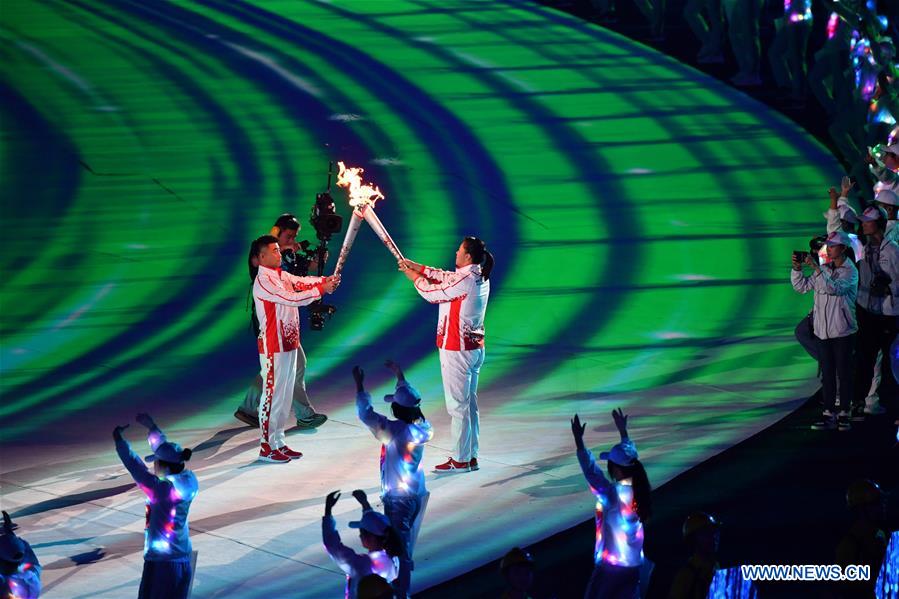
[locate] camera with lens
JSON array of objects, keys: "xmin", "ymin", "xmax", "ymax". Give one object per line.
[
  {"xmin": 305, "ymin": 166, "xmax": 344, "ymax": 331},
  {"xmin": 808, "ymin": 235, "xmax": 827, "ymax": 253},
  {"xmin": 793, "ymin": 235, "xmax": 827, "ymax": 265},
  {"xmin": 310, "ymin": 191, "xmax": 343, "ymax": 242}
]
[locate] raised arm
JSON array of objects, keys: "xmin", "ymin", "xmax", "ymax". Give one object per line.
[
  {"xmin": 136, "ymin": 413, "xmax": 167, "ymax": 452},
  {"xmin": 571, "ymin": 415, "xmax": 612, "ymax": 494},
  {"xmin": 354, "ymin": 366, "xmax": 392, "ymax": 443},
  {"xmin": 612, "ymin": 408, "xmax": 629, "ymax": 442},
  {"xmin": 321, "ymin": 491, "xmax": 365, "ymax": 575},
  {"xmin": 399, "ymin": 259, "xmax": 454, "ymax": 283},
  {"xmin": 284, "ymin": 271, "xmax": 332, "ymax": 289},
  {"xmin": 411, "ymin": 270, "xmax": 472, "ymax": 304},
  {"xmin": 255, "ymin": 270, "xmax": 325, "ymax": 307},
  {"xmin": 113, "ymin": 425, "xmax": 165, "ymax": 494},
  {"xmin": 791, "ymin": 255, "xmax": 814, "ymax": 294}
]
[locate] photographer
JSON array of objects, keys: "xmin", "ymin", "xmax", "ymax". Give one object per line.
[
  {"xmin": 235, "ymin": 214, "xmax": 330, "ymax": 431},
  {"xmin": 791, "ymin": 231, "xmax": 859, "ymax": 431},
  {"xmin": 795, "ymin": 181, "xmax": 863, "ymax": 366},
  {"xmin": 855, "ymin": 205, "xmax": 899, "ymax": 416}
]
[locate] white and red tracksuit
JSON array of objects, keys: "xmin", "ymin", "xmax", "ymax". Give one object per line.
[
  {"xmin": 253, "ymin": 266, "xmax": 325, "ymax": 449},
  {"xmin": 413, "ymin": 263, "xmax": 489, "ymax": 463}
]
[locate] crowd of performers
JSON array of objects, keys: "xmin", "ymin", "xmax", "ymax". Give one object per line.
[
  {"xmin": 0, "ymin": 211, "xmax": 662, "ymax": 598},
  {"xmin": 3, "ymin": 200, "xmax": 896, "ymax": 597}
]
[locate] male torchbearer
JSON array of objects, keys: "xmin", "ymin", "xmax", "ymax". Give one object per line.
[{"xmin": 250, "ymin": 234, "xmax": 340, "ymax": 463}]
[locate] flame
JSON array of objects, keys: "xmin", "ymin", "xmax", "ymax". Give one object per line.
[{"xmin": 336, "ymin": 161, "xmax": 384, "ymax": 209}]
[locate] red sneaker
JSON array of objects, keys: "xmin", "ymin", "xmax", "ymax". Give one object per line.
[
  {"xmin": 434, "ymin": 458, "xmax": 470, "ymax": 473},
  {"xmin": 469, "ymin": 457, "xmax": 479, "ymax": 471},
  {"xmin": 279, "ymin": 446, "xmax": 303, "ymax": 459},
  {"xmin": 259, "ymin": 443, "xmax": 290, "ymax": 463}
]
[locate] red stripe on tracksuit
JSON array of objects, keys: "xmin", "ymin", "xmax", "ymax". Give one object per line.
[
  {"xmin": 445, "ymin": 298, "xmax": 462, "ymax": 350},
  {"xmin": 262, "ymin": 354, "xmax": 274, "ymax": 444},
  {"xmin": 264, "ymin": 300, "xmax": 280, "ymax": 353}
]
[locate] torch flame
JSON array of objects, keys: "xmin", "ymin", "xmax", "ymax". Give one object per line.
[{"xmin": 337, "ymin": 161, "xmax": 384, "ymax": 210}]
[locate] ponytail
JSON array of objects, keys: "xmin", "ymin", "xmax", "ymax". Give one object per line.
[
  {"xmin": 462, "ymin": 236, "xmax": 494, "ymax": 281},
  {"xmin": 481, "ymin": 250, "xmax": 494, "ymax": 281}
]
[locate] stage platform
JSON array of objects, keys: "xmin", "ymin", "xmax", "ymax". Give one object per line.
[{"xmin": 1, "ymin": 0, "xmax": 838, "ymax": 596}]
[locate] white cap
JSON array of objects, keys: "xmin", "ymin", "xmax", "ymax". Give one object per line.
[
  {"xmin": 824, "ymin": 231, "xmax": 851, "ymax": 246},
  {"xmin": 875, "ymin": 189, "xmax": 899, "ymax": 206},
  {"xmin": 839, "ymin": 204, "xmax": 860, "ymax": 224},
  {"xmin": 860, "ymin": 205, "xmax": 889, "ymax": 222}
]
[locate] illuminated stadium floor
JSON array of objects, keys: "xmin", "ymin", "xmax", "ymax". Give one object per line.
[{"xmin": 0, "ymin": 0, "xmax": 840, "ymax": 596}]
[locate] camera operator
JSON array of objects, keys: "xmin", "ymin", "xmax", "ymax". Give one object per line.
[
  {"xmin": 792, "ymin": 231, "xmax": 858, "ymax": 431},
  {"xmin": 235, "ymin": 214, "xmax": 330, "ymax": 431},
  {"xmin": 854, "ymin": 205, "xmax": 899, "ymax": 416}
]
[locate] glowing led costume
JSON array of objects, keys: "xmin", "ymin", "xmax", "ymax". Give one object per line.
[
  {"xmin": 577, "ymin": 444, "xmax": 645, "ymax": 569},
  {"xmin": 356, "ymin": 385, "xmax": 433, "ymax": 498},
  {"xmin": 0, "ymin": 541, "xmax": 40, "ymax": 599},
  {"xmin": 322, "ymin": 512, "xmax": 399, "ymax": 599},
  {"xmin": 413, "ymin": 263, "xmax": 489, "ymax": 464},
  {"xmin": 115, "ymin": 428, "xmax": 198, "ymax": 562},
  {"xmin": 357, "ymin": 383, "xmax": 433, "ymax": 596},
  {"xmin": 876, "ymin": 530, "xmax": 899, "ymax": 597}
]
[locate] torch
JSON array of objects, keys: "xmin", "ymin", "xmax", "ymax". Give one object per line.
[
  {"xmin": 333, "ymin": 162, "xmax": 404, "ymax": 275},
  {"xmin": 362, "ymin": 207, "xmax": 405, "ymax": 262}
]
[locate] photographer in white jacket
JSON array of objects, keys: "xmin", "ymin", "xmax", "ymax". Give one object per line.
[{"xmin": 792, "ymin": 231, "xmax": 859, "ymax": 431}]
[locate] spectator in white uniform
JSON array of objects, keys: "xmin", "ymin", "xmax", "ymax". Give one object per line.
[
  {"xmin": 855, "ymin": 206, "xmax": 899, "ymax": 416},
  {"xmin": 792, "ymin": 231, "xmax": 859, "ymax": 430}
]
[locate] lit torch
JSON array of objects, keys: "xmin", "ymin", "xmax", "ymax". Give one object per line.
[{"xmin": 333, "ymin": 162, "xmax": 404, "ymax": 277}]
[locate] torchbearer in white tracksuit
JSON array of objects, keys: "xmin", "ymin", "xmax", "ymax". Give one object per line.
[
  {"xmin": 250, "ymin": 234, "xmax": 339, "ymax": 463},
  {"xmin": 399, "ymin": 236, "xmax": 494, "ymax": 473}
]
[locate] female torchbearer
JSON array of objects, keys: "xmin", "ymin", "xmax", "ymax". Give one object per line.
[{"xmin": 399, "ymin": 237, "xmax": 494, "ymax": 472}]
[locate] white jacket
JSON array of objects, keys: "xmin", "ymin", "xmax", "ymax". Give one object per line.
[
  {"xmin": 791, "ymin": 261, "xmax": 858, "ymax": 339},
  {"xmin": 413, "ymin": 263, "xmax": 489, "ymax": 351},
  {"xmin": 857, "ymin": 236, "xmax": 899, "ymax": 316},
  {"xmin": 253, "ymin": 266, "xmax": 324, "ymax": 354},
  {"xmin": 887, "ymin": 221, "xmax": 899, "ymax": 245}
]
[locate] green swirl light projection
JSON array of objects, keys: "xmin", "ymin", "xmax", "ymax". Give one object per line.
[{"xmin": 1, "ymin": 0, "xmax": 839, "ymax": 595}]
